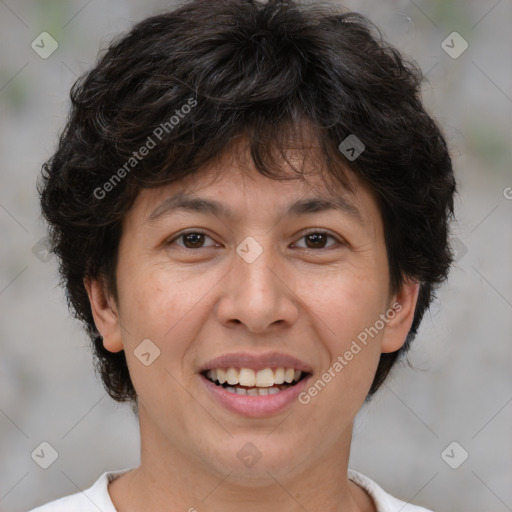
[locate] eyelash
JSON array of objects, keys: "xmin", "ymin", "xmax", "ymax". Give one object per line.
[{"xmin": 167, "ymin": 228, "xmax": 342, "ymax": 251}]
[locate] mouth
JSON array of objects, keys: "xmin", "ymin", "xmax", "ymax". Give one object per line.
[
  {"xmin": 201, "ymin": 367, "xmax": 309, "ymax": 396},
  {"xmin": 198, "ymin": 352, "xmax": 313, "ymax": 416}
]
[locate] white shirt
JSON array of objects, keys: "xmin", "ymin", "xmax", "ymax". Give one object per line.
[{"xmin": 28, "ymin": 467, "xmax": 434, "ymax": 512}]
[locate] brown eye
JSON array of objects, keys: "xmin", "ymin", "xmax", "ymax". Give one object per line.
[
  {"xmin": 168, "ymin": 230, "xmax": 217, "ymax": 249},
  {"xmin": 305, "ymin": 233, "xmax": 329, "ymax": 249},
  {"xmin": 181, "ymin": 232, "xmax": 206, "ymax": 248},
  {"xmin": 294, "ymin": 230, "xmax": 339, "ymax": 250}
]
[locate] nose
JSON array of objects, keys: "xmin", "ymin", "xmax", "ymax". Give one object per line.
[{"xmin": 215, "ymin": 243, "xmax": 300, "ymax": 333}]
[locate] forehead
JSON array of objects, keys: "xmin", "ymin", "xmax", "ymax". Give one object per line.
[{"xmin": 127, "ymin": 138, "xmax": 380, "ymax": 230}]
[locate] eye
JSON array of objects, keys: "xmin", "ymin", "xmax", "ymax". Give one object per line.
[
  {"xmin": 167, "ymin": 230, "xmax": 218, "ymax": 249},
  {"xmin": 166, "ymin": 228, "xmax": 342, "ymax": 251},
  {"xmin": 293, "ymin": 229, "xmax": 341, "ymax": 250}
]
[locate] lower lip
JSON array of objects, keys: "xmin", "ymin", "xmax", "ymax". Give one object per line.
[{"xmin": 200, "ymin": 374, "xmax": 312, "ymax": 418}]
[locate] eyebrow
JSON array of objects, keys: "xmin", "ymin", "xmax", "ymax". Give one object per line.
[{"xmin": 146, "ymin": 191, "xmax": 363, "ymax": 224}]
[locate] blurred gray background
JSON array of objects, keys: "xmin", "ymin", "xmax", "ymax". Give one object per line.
[{"xmin": 1, "ymin": 1, "xmax": 511, "ymax": 511}]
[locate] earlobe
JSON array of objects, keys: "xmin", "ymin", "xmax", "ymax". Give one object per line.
[
  {"xmin": 380, "ymin": 279, "xmax": 421, "ymax": 354},
  {"xmin": 83, "ymin": 276, "xmax": 124, "ymax": 353}
]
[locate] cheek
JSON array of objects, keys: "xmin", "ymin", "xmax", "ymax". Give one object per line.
[
  {"xmin": 114, "ymin": 258, "xmax": 177, "ymax": 342},
  {"xmin": 298, "ymin": 262, "xmax": 389, "ymax": 408},
  {"xmin": 299, "ymin": 263, "xmax": 388, "ymax": 340},
  {"xmin": 297, "ymin": 270, "xmax": 387, "ymax": 429},
  {"xmin": 117, "ymin": 269, "xmax": 202, "ymax": 405},
  {"xmin": 117, "ymin": 262, "xmax": 223, "ymax": 361}
]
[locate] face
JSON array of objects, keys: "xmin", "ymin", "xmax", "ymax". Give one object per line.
[{"xmin": 87, "ymin": 140, "xmax": 419, "ymax": 485}]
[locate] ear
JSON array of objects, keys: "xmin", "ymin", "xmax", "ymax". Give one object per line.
[
  {"xmin": 84, "ymin": 276, "xmax": 124, "ymax": 353},
  {"xmin": 380, "ymin": 279, "xmax": 421, "ymax": 354}
]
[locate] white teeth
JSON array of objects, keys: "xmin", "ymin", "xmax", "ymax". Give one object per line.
[
  {"xmin": 225, "ymin": 385, "xmax": 283, "ymax": 396},
  {"xmin": 239, "ymin": 368, "xmax": 255, "ymax": 387},
  {"xmin": 255, "ymin": 368, "xmax": 275, "ymax": 387},
  {"xmin": 226, "ymin": 367, "xmax": 238, "ymax": 385},
  {"xmin": 284, "ymin": 368, "xmax": 295, "ymax": 383},
  {"xmin": 205, "ymin": 367, "xmax": 304, "ymax": 387},
  {"xmin": 217, "ymin": 368, "xmax": 227, "ymax": 384},
  {"xmin": 274, "ymin": 367, "xmax": 285, "ymax": 384}
]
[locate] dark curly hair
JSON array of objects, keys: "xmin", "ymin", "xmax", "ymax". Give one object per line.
[{"xmin": 39, "ymin": 0, "xmax": 456, "ymax": 403}]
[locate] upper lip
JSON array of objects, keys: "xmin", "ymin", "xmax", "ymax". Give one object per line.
[{"xmin": 199, "ymin": 351, "xmax": 313, "ymax": 373}]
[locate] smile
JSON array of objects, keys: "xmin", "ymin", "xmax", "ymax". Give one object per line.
[{"xmin": 202, "ymin": 367, "xmax": 308, "ymax": 396}]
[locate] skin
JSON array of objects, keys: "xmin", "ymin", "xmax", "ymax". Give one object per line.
[{"xmin": 86, "ymin": 138, "xmax": 419, "ymax": 512}]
